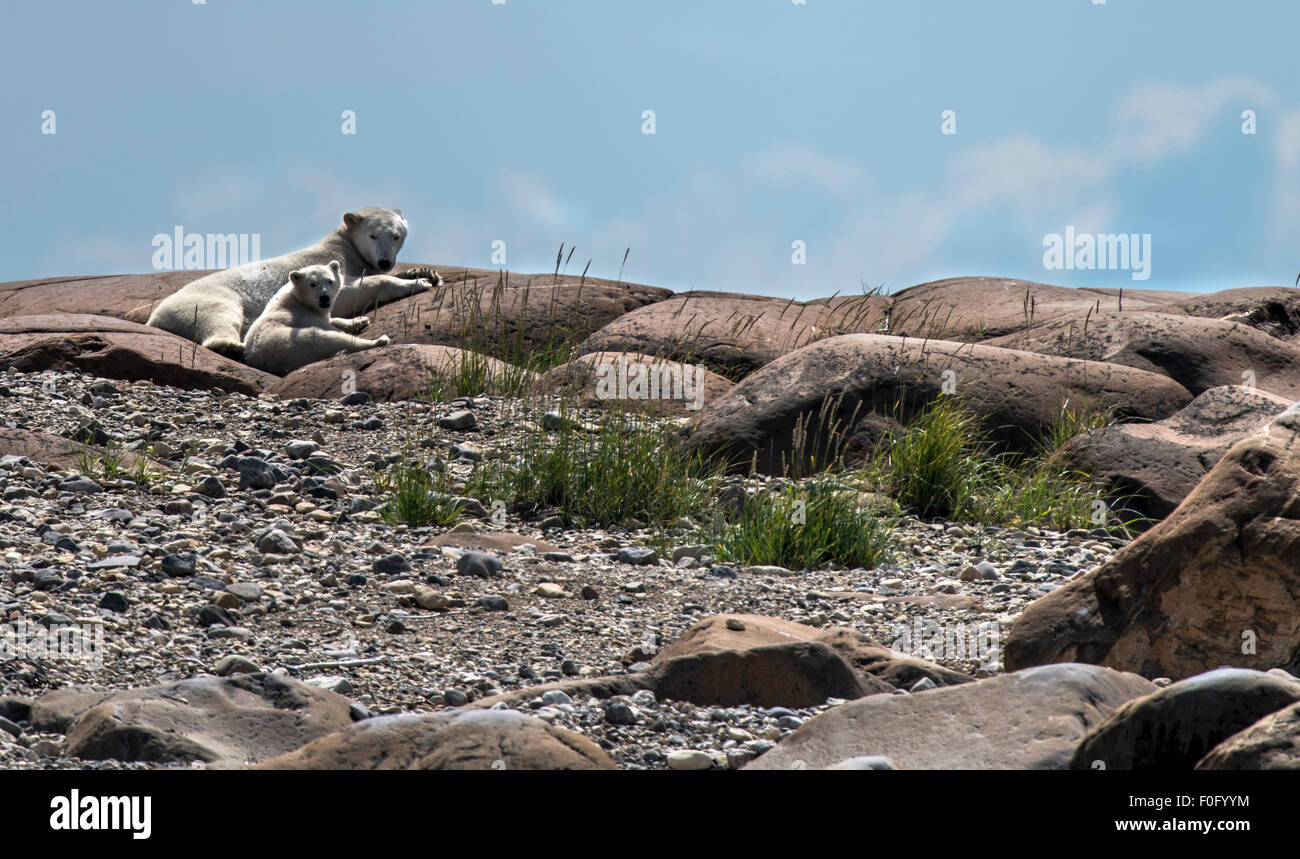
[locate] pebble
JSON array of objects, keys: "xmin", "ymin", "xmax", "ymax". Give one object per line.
[
  {"xmin": 213, "ymin": 655, "xmax": 260, "ymax": 676},
  {"xmin": 666, "ymin": 750, "xmax": 715, "ymax": 771},
  {"xmin": 438, "ymin": 410, "xmax": 477, "ymax": 431},
  {"xmin": 458, "ymin": 551, "xmax": 503, "ymax": 578},
  {"xmin": 616, "ymin": 547, "xmax": 658, "ymax": 566}
]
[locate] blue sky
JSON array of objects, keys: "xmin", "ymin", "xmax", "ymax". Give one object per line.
[{"xmin": 2, "ymin": 0, "xmax": 1298, "ymax": 298}]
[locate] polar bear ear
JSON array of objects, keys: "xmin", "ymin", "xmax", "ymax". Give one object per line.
[
  {"xmin": 393, "ymin": 209, "xmax": 403, "ymax": 217},
  {"xmin": 289, "ymin": 270, "xmax": 305, "ymax": 286},
  {"xmin": 343, "ymin": 212, "xmax": 361, "ymax": 228},
  {"xmin": 329, "ymin": 260, "xmax": 341, "ymax": 279}
]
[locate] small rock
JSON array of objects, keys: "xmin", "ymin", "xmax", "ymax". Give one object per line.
[
  {"xmin": 160, "ymin": 553, "xmax": 197, "ymax": 577},
  {"xmin": 98, "ymin": 592, "xmax": 128, "ymax": 613},
  {"xmin": 458, "ymin": 551, "xmax": 503, "ymax": 578},
  {"xmin": 256, "ymin": 528, "xmax": 298, "ymax": 555},
  {"xmin": 213, "ymin": 655, "xmax": 260, "ymax": 676},
  {"xmin": 438, "ymin": 410, "xmax": 477, "ymax": 431},
  {"xmin": 616, "ymin": 547, "xmax": 658, "ymax": 566},
  {"xmin": 373, "ymin": 553, "xmax": 411, "ymax": 574},
  {"xmin": 667, "ymin": 750, "xmax": 715, "ymax": 771}
]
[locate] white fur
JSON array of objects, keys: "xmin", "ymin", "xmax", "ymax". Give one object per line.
[
  {"xmin": 243, "ymin": 260, "xmax": 391, "ymax": 376},
  {"xmin": 146, "ymin": 207, "xmax": 439, "ymax": 359}
]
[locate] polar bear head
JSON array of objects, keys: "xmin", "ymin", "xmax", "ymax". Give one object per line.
[
  {"xmin": 342, "ymin": 207, "xmax": 409, "ymax": 273},
  {"xmin": 289, "ymin": 260, "xmax": 343, "ymax": 311}
]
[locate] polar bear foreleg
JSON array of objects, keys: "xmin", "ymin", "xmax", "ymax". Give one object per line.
[
  {"xmin": 330, "ymin": 316, "xmax": 371, "ymax": 335},
  {"xmin": 335, "ymin": 274, "xmax": 439, "ymax": 316}
]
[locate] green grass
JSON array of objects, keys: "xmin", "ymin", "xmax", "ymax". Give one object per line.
[
  {"xmin": 75, "ymin": 441, "xmax": 164, "ymax": 487},
  {"xmin": 426, "ymin": 349, "xmax": 538, "ymax": 402},
  {"xmin": 706, "ymin": 476, "xmax": 896, "ymax": 570},
  {"xmin": 872, "ymin": 395, "xmax": 981, "ymax": 519},
  {"xmin": 374, "ymin": 449, "xmax": 470, "ymax": 527},
  {"xmin": 866, "ymin": 396, "xmax": 1120, "ymax": 531},
  {"xmin": 465, "ymin": 402, "xmax": 720, "ymax": 529}
]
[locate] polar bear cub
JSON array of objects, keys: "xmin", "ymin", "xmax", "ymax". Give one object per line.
[
  {"xmin": 243, "ymin": 260, "xmax": 391, "ymax": 376},
  {"xmin": 146, "ymin": 207, "xmax": 436, "ymax": 360}
]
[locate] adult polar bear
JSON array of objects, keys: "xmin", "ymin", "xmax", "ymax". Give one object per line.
[{"xmin": 146, "ymin": 207, "xmax": 438, "ymax": 359}]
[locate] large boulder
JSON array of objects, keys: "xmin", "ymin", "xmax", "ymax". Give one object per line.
[
  {"xmin": 367, "ymin": 269, "xmax": 671, "ymax": 364},
  {"xmin": 648, "ymin": 641, "xmax": 889, "ymax": 708},
  {"xmin": 1197, "ymin": 697, "xmax": 1300, "ymax": 770},
  {"xmin": 1071, "ymin": 668, "xmax": 1300, "ymax": 769},
  {"xmin": 744, "ymin": 663, "xmax": 1155, "ymax": 770},
  {"xmin": 0, "ymin": 271, "xmax": 212, "ymax": 323},
  {"xmin": 534, "ymin": 351, "xmax": 734, "ymax": 416},
  {"xmin": 579, "ymin": 293, "xmax": 886, "ymax": 380},
  {"xmin": 986, "ymin": 311, "xmax": 1300, "ymax": 398},
  {"xmin": 265, "ymin": 344, "xmax": 533, "ymax": 401},
  {"xmin": 0, "ymin": 315, "xmax": 273, "ymax": 395},
  {"xmin": 60, "ymin": 673, "xmax": 354, "ymax": 766},
  {"xmin": 467, "ymin": 615, "xmax": 967, "ymax": 713},
  {"xmin": 1005, "ymin": 403, "xmax": 1300, "ymax": 680},
  {"xmin": 0, "ymin": 427, "xmax": 137, "ymax": 472},
  {"xmin": 1057, "ymin": 385, "xmax": 1292, "ymax": 519},
  {"xmin": 255, "ymin": 710, "xmax": 616, "ymax": 770},
  {"xmin": 1173, "ymin": 286, "xmax": 1300, "ymax": 341},
  {"xmin": 686, "ymin": 333, "xmax": 1192, "ymax": 472},
  {"xmin": 27, "ymin": 685, "xmax": 118, "ymax": 733},
  {"xmin": 655, "ymin": 615, "xmax": 971, "ymax": 695},
  {"xmin": 885, "ymin": 277, "xmax": 1187, "ymax": 340}
]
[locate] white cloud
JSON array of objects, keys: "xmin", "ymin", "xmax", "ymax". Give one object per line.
[
  {"xmin": 742, "ymin": 145, "xmax": 866, "ymax": 194},
  {"xmin": 1109, "ymin": 77, "xmax": 1276, "ymax": 162},
  {"xmin": 495, "ymin": 169, "xmax": 575, "ymax": 232}
]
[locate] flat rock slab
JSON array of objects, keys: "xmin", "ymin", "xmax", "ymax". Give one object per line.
[
  {"xmin": 687, "ymin": 332, "xmax": 1192, "ymax": 472},
  {"xmin": 368, "ymin": 271, "xmax": 671, "ymax": 362},
  {"xmin": 656, "ymin": 614, "xmax": 971, "ymax": 692},
  {"xmin": 254, "ymin": 710, "xmax": 616, "ymax": 770},
  {"xmin": 647, "ymin": 640, "xmax": 891, "ymax": 708},
  {"xmin": 986, "ymin": 311, "xmax": 1300, "ymax": 398},
  {"xmin": 1071, "ymin": 668, "xmax": 1300, "ymax": 769},
  {"xmin": 0, "ymin": 271, "xmax": 214, "ymax": 322},
  {"xmin": 885, "ymin": 277, "xmax": 1187, "ymax": 340},
  {"xmin": 579, "ymin": 293, "xmax": 887, "ymax": 380},
  {"xmin": 1006, "ymin": 403, "xmax": 1300, "ymax": 680},
  {"xmin": 0, "ymin": 428, "xmax": 135, "ymax": 472},
  {"xmin": 1057, "ymin": 385, "xmax": 1291, "ymax": 519},
  {"xmin": 1173, "ymin": 286, "xmax": 1300, "ymax": 341},
  {"xmin": 266, "ymin": 344, "xmax": 532, "ymax": 401},
  {"xmin": 744, "ymin": 663, "xmax": 1155, "ymax": 770},
  {"xmin": 60, "ymin": 673, "xmax": 354, "ymax": 766},
  {"xmin": 534, "ymin": 351, "xmax": 733, "ymax": 416},
  {"xmin": 0, "ymin": 314, "xmax": 273, "ymax": 395}
]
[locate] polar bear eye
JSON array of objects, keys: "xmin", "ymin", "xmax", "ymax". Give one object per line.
[{"xmin": 369, "ymin": 234, "xmax": 377, "ymax": 240}]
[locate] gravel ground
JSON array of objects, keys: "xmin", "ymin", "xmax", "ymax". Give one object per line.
[{"xmin": 0, "ymin": 368, "xmax": 1129, "ymax": 769}]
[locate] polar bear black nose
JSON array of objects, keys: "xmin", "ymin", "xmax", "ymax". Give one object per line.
[
  {"xmin": 319, "ymin": 296, "xmax": 331, "ymax": 308},
  {"xmin": 377, "ymin": 258, "xmax": 393, "ymax": 271}
]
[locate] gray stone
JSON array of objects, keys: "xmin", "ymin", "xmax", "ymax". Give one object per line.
[
  {"xmin": 256, "ymin": 528, "xmax": 298, "ymax": 555},
  {"xmin": 616, "ymin": 547, "xmax": 658, "ymax": 566},
  {"xmin": 438, "ymin": 410, "xmax": 477, "ymax": 431},
  {"xmin": 457, "ymin": 551, "xmax": 503, "ymax": 578},
  {"xmin": 373, "ymin": 553, "xmax": 411, "ymax": 574}
]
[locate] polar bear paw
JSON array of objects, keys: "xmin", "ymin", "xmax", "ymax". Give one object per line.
[{"xmin": 333, "ymin": 316, "xmax": 370, "ymax": 335}]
